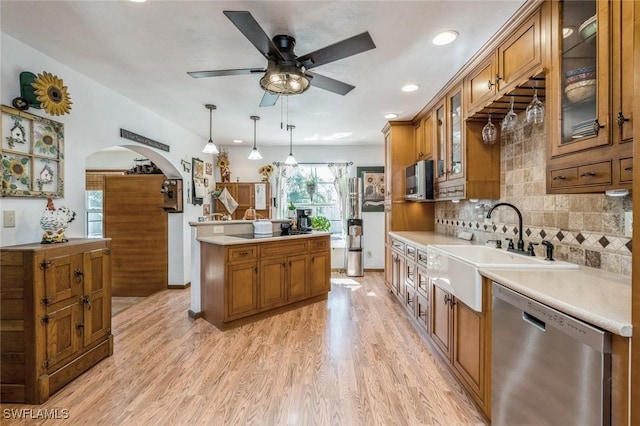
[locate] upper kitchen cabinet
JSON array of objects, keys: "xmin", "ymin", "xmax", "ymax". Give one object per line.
[
  {"xmin": 546, "ymin": 0, "xmax": 634, "ymax": 193},
  {"xmin": 433, "ymin": 86, "xmax": 500, "ymax": 201},
  {"xmin": 414, "ymin": 113, "xmax": 433, "ymax": 162},
  {"xmin": 465, "ymin": 7, "xmax": 544, "ymax": 116}
]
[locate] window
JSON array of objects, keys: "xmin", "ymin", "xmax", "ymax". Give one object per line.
[
  {"xmin": 285, "ymin": 165, "xmax": 342, "ymax": 234},
  {"xmin": 86, "ymin": 190, "xmax": 103, "ymax": 238}
]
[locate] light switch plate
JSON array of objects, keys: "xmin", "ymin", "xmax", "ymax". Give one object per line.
[
  {"xmin": 3, "ymin": 210, "xmax": 16, "ymax": 228},
  {"xmin": 213, "ymin": 225, "xmax": 224, "ymax": 234},
  {"xmin": 624, "ymin": 211, "xmax": 633, "ymax": 237}
]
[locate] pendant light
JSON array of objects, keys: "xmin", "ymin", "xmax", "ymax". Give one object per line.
[
  {"xmin": 247, "ymin": 115, "xmax": 262, "ymax": 160},
  {"xmin": 202, "ymin": 104, "xmax": 219, "ymax": 154},
  {"xmin": 285, "ymin": 124, "xmax": 297, "ymax": 165}
]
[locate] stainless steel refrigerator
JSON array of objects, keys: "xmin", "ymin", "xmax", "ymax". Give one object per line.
[{"xmin": 346, "ymin": 177, "xmax": 363, "ymax": 276}]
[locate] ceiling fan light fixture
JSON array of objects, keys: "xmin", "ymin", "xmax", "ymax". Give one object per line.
[
  {"xmin": 260, "ymin": 65, "xmax": 310, "ymax": 95},
  {"xmin": 248, "ymin": 115, "xmax": 262, "ymax": 160},
  {"xmin": 202, "ymin": 104, "xmax": 219, "ymax": 155}
]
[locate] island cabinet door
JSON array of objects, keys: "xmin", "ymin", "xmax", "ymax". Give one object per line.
[
  {"xmin": 309, "ymin": 252, "xmax": 330, "ymax": 295},
  {"xmin": 226, "ymin": 261, "xmax": 258, "ymax": 320},
  {"xmin": 259, "ymin": 258, "xmax": 286, "ymax": 310},
  {"xmin": 286, "ymin": 254, "xmax": 309, "ymax": 302}
]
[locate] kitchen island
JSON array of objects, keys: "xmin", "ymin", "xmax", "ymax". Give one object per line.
[{"xmin": 198, "ymin": 231, "xmax": 331, "ymax": 330}]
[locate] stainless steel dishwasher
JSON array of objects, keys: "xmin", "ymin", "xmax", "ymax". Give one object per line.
[{"xmin": 492, "ymin": 282, "xmax": 611, "ymax": 426}]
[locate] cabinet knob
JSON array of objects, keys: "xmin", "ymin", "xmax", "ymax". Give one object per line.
[
  {"xmin": 624, "ymin": 166, "xmax": 633, "ymax": 171},
  {"xmin": 76, "ymin": 323, "xmax": 85, "ymax": 330},
  {"xmin": 80, "ymin": 295, "xmax": 92, "ymax": 310},
  {"xmin": 580, "ymin": 171, "xmax": 596, "ymax": 178},
  {"xmin": 617, "ymin": 112, "xmax": 630, "ymax": 128},
  {"xmin": 552, "ymin": 175, "xmax": 566, "ymax": 181},
  {"xmin": 592, "ymin": 119, "xmax": 605, "ymax": 135},
  {"xmin": 487, "ymin": 80, "xmax": 495, "ymax": 90}
]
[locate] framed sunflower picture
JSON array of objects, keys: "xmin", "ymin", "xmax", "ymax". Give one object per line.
[
  {"xmin": 1, "ymin": 105, "xmax": 64, "ymax": 198},
  {"xmin": 357, "ymin": 166, "xmax": 385, "ymax": 212}
]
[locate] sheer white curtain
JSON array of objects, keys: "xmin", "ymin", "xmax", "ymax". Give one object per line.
[
  {"xmin": 273, "ymin": 162, "xmax": 295, "ymax": 218},
  {"xmin": 327, "ymin": 162, "xmax": 351, "ymax": 236}
]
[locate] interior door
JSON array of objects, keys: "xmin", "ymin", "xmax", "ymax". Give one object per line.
[{"xmin": 103, "ymin": 175, "xmax": 168, "ymax": 296}]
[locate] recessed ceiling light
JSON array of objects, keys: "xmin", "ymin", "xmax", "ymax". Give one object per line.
[
  {"xmin": 233, "ymin": 139, "xmax": 243, "ymax": 144},
  {"xmin": 432, "ymin": 30, "xmax": 459, "ymax": 46},
  {"xmin": 402, "ymin": 84, "xmax": 420, "ymax": 92},
  {"xmin": 130, "ymin": 0, "xmax": 146, "ymax": 3},
  {"xmin": 562, "ymin": 27, "xmax": 574, "ymax": 38},
  {"xmin": 385, "ymin": 113, "xmax": 398, "ymax": 119}
]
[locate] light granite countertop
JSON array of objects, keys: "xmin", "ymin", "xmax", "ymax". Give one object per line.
[
  {"xmin": 388, "ymin": 231, "xmax": 632, "ymax": 337},
  {"xmin": 198, "ymin": 231, "xmax": 330, "ymax": 246}
]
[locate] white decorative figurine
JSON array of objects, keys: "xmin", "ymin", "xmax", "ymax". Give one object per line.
[{"xmin": 40, "ymin": 197, "xmax": 76, "ymax": 243}]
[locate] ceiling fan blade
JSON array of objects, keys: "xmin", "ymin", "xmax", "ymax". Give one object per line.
[
  {"xmin": 259, "ymin": 92, "xmax": 279, "ymax": 107},
  {"xmin": 187, "ymin": 68, "xmax": 265, "ymax": 78},
  {"xmin": 223, "ymin": 11, "xmax": 285, "ymax": 62},
  {"xmin": 297, "ymin": 32, "xmax": 375, "ymax": 70},
  {"xmin": 306, "ymin": 72, "xmax": 355, "ymax": 95}
]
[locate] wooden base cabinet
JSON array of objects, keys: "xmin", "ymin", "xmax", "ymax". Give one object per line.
[
  {"xmin": 0, "ymin": 239, "xmax": 113, "ymax": 404},
  {"xmin": 429, "ymin": 279, "xmax": 489, "ymax": 417},
  {"xmin": 200, "ymin": 235, "xmax": 330, "ymax": 330}
]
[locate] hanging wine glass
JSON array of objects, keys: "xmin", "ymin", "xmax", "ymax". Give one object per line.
[
  {"xmin": 482, "ymin": 113, "xmax": 497, "ymax": 145},
  {"xmin": 501, "ymin": 96, "xmax": 518, "ymax": 132},
  {"xmin": 526, "ymin": 88, "xmax": 545, "ymax": 124}
]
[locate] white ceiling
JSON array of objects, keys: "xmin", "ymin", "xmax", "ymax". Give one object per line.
[{"xmin": 1, "ymin": 0, "xmax": 526, "ymax": 148}]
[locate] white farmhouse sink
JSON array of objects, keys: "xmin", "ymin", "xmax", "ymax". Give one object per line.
[{"xmin": 426, "ymin": 245, "xmax": 578, "ymax": 312}]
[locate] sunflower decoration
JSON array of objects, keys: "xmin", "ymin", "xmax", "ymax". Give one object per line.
[
  {"xmin": 32, "ymin": 71, "xmax": 72, "ymax": 116},
  {"xmin": 216, "ymin": 149, "xmax": 231, "ymax": 182},
  {"xmin": 258, "ymin": 164, "xmax": 274, "ymax": 182},
  {"xmin": 2, "ymin": 156, "xmax": 30, "ymax": 190},
  {"xmin": 34, "ymin": 123, "xmax": 59, "ymax": 156}
]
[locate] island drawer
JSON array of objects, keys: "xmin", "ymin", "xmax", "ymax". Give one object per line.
[
  {"xmin": 309, "ymin": 238, "xmax": 329, "ymax": 252},
  {"xmin": 227, "ymin": 245, "xmax": 258, "ymax": 262},
  {"xmin": 260, "ymin": 240, "xmax": 308, "ymax": 257}
]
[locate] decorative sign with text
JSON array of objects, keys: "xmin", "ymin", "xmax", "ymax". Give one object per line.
[{"xmin": 120, "ymin": 128, "xmax": 169, "ymax": 152}]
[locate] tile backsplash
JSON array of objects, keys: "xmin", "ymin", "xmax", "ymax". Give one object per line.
[{"xmin": 435, "ymin": 116, "xmax": 632, "ymax": 277}]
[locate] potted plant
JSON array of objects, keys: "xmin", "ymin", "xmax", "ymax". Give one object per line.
[
  {"xmin": 287, "ymin": 201, "xmax": 296, "ymax": 218},
  {"xmin": 305, "ymin": 174, "xmax": 318, "ymax": 201},
  {"xmin": 310, "ymin": 215, "xmax": 331, "ymax": 232}
]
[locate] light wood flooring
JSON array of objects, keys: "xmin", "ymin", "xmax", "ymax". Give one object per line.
[
  {"xmin": 112, "ymin": 297, "xmax": 146, "ymax": 316},
  {"xmin": 1, "ymin": 272, "xmax": 486, "ymax": 425}
]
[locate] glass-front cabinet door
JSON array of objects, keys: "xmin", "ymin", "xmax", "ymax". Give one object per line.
[
  {"xmin": 448, "ymin": 89, "xmax": 463, "ymax": 180},
  {"xmin": 435, "ymin": 101, "xmax": 446, "ymax": 182},
  {"xmin": 552, "ymin": 0, "xmax": 609, "ymax": 156}
]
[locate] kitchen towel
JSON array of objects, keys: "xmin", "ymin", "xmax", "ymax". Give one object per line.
[{"xmin": 218, "ymin": 187, "xmax": 238, "ymax": 214}]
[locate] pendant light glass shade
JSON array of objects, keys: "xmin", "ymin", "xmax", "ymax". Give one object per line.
[
  {"xmin": 285, "ymin": 124, "xmax": 297, "ymax": 165},
  {"xmin": 202, "ymin": 104, "xmax": 219, "ymax": 154},
  {"xmin": 248, "ymin": 115, "xmax": 262, "ymax": 160}
]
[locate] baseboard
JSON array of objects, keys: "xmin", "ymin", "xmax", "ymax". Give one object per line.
[
  {"xmin": 168, "ymin": 282, "xmax": 191, "ymax": 290},
  {"xmin": 365, "ymin": 268, "xmax": 384, "ymax": 272},
  {"xmin": 188, "ymin": 310, "xmax": 203, "ymax": 319}
]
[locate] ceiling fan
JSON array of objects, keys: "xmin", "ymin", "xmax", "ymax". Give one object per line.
[{"xmin": 187, "ymin": 11, "xmax": 376, "ymax": 107}]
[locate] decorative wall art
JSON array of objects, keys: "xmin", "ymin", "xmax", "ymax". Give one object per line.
[
  {"xmin": 1, "ymin": 105, "xmax": 64, "ymax": 198},
  {"xmin": 357, "ymin": 166, "xmax": 385, "ymax": 212},
  {"xmin": 205, "ymin": 162, "xmax": 213, "ymax": 176},
  {"xmin": 31, "ymin": 71, "xmax": 73, "ymax": 116},
  {"xmin": 192, "ymin": 157, "xmax": 205, "ymax": 205}
]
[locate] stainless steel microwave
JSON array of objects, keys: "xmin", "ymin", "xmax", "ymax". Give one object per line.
[{"xmin": 405, "ymin": 159, "xmax": 434, "ymax": 201}]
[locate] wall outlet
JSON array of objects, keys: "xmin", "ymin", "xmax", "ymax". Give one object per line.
[
  {"xmin": 3, "ymin": 210, "xmax": 16, "ymax": 228},
  {"xmin": 213, "ymin": 225, "xmax": 224, "ymax": 234},
  {"xmin": 624, "ymin": 211, "xmax": 633, "ymax": 237}
]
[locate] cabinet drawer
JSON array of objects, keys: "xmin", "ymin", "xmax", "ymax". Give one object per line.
[
  {"xmin": 390, "ymin": 238, "xmax": 405, "ymax": 253},
  {"xmin": 549, "ymin": 167, "xmax": 578, "ymax": 188},
  {"xmin": 309, "ymin": 237, "xmax": 329, "ymax": 252},
  {"xmin": 417, "ymin": 250, "xmax": 428, "ymax": 268},
  {"xmin": 619, "ymin": 158, "xmax": 633, "ymax": 182},
  {"xmin": 227, "ymin": 245, "xmax": 258, "ymax": 262},
  {"xmin": 577, "ymin": 161, "xmax": 611, "ymax": 185},
  {"xmin": 405, "ymin": 244, "xmax": 416, "ymax": 261},
  {"xmin": 260, "ymin": 240, "xmax": 308, "ymax": 257}
]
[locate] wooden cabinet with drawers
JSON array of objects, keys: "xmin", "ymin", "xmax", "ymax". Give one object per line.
[
  {"xmin": 200, "ymin": 234, "xmax": 330, "ymax": 330},
  {"xmin": 0, "ymin": 239, "xmax": 113, "ymax": 404}
]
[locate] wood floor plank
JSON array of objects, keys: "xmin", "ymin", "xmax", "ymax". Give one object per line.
[{"xmin": 1, "ymin": 272, "xmax": 486, "ymax": 425}]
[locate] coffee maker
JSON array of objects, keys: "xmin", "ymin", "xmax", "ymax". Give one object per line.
[{"xmin": 296, "ymin": 208, "xmax": 312, "ymax": 231}]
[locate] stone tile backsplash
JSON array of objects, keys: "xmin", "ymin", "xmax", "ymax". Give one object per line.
[{"xmin": 435, "ymin": 116, "xmax": 632, "ymax": 277}]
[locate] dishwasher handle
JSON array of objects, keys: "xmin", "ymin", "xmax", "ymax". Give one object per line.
[{"xmin": 522, "ymin": 311, "xmax": 546, "ymax": 332}]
